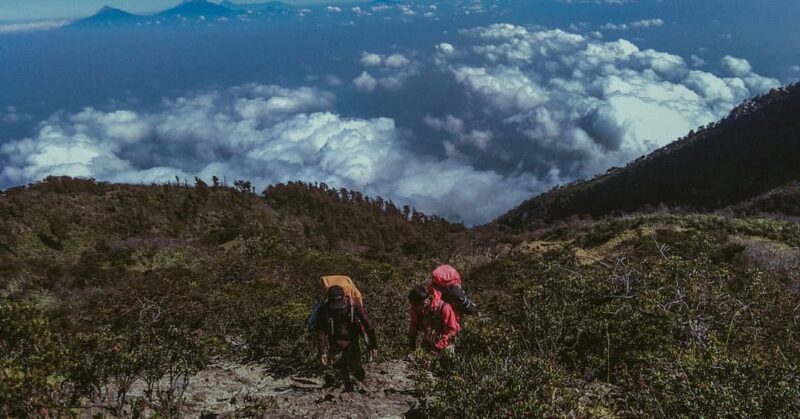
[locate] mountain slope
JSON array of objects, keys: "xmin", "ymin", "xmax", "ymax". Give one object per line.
[
  {"xmin": 498, "ymin": 83, "xmax": 800, "ymax": 228},
  {"xmin": 3, "ymin": 177, "xmax": 800, "ymax": 416},
  {"xmin": 732, "ymin": 180, "xmax": 800, "ymax": 217}
]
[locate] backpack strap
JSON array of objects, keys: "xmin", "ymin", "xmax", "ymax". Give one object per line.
[
  {"xmin": 329, "ymin": 298, "xmax": 358, "ymax": 337},
  {"xmin": 349, "ymin": 297, "xmax": 354, "ymax": 324},
  {"xmin": 329, "ymin": 307, "xmax": 335, "ymax": 336}
]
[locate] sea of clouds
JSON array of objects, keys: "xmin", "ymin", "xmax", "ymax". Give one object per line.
[{"xmin": 0, "ymin": 23, "xmax": 780, "ymax": 224}]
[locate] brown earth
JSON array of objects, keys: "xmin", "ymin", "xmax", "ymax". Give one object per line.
[{"xmin": 81, "ymin": 359, "xmax": 421, "ymax": 418}]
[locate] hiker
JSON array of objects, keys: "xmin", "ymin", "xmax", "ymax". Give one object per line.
[
  {"xmin": 429, "ymin": 264, "xmax": 478, "ymax": 322},
  {"xmin": 315, "ymin": 285, "xmax": 378, "ymax": 391},
  {"xmin": 307, "ymin": 275, "xmax": 365, "ymax": 337},
  {"xmin": 408, "ymin": 286, "xmax": 459, "ymax": 354}
]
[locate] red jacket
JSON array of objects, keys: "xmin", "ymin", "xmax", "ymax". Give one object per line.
[{"xmin": 408, "ymin": 289, "xmax": 459, "ymax": 351}]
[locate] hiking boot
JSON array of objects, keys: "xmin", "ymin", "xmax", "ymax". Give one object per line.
[
  {"xmin": 354, "ymin": 368, "xmax": 366, "ymax": 382},
  {"xmin": 342, "ymin": 371, "xmax": 354, "ymax": 392},
  {"xmin": 323, "ymin": 373, "xmax": 336, "ymax": 388}
]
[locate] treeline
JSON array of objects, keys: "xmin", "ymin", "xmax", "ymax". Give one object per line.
[
  {"xmin": 0, "ymin": 176, "xmax": 469, "ymax": 264},
  {"xmin": 263, "ymin": 181, "xmax": 466, "ymax": 259}
]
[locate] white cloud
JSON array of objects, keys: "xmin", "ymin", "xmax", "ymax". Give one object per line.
[
  {"xmin": 326, "ymin": 6, "xmax": 342, "ymax": 13},
  {"xmin": 360, "ymin": 52, "xmax": 383, "ymax": 67},
  {"xmin": 436, "ymin": 24, "xmax": 780, "ymax": 179},
  {"xmin": 437, "ymin": 42, "xmax": 456, "ymax": 55},
  {"xmin": 631, "ymin": 19, "xmax": 664, "ymax": 28},
  {"xmin": 356, "ymin": 51, "xmax": 419, "ymax": 91},
  {"xmin": 424, "ymin": 115, "xmax": 494, "ymax": 151},
  {"xmin": 353, "ymin": 71, "xmax": 378, "ymax": 92},
  {"xmin": 602, "ymin": 18, "xmax": 663, "ymax": 31},
  {"xmin": 690, "ymin": 54, "xmax": 706, "ymax": 67},
  {"xmin": 0, "ymin": 20, "xmax": 69, "ymax": 34},
  {"xmin": 399, "ymin": 5, "xmax": 415, "ymax": 16},
  {"xmin": 384, "ymin": 54, "xmax": 411, "ymax": 68},
  {"xmin": 351, "ymin": 7, "xmax": 368, "ymax": 16},
  {"xmin": 0, "ymin": 84, "xmax": 547, "ymax": 224},
  {"xmin": 721, "ymin": 55, "xmax": 752, "ymax": 76},
  {"xmin": 453, "ymin": 66, "xmax": 550, "ymax": 112},
  {"xmin": 360, "ymin": 52, "xmax": 410, "ymax": 68},
  {"xmin": 721, "ymin": 55, "xmax": 779, "ymax": 92},
  {"xmin": 601, "ymin": 23, "xmax": 628, "ymax": 30},
  {"xmin": 424, "ymin": 114, "xmax": 466, "ymax": 135}
]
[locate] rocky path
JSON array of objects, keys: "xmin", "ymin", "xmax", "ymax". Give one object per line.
[{"xmin": 83, "ymin": 359, "xmax": 421, "ymax": 418}]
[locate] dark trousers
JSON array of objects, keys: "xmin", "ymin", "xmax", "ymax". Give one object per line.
[{"xmin": 331, "ymin": 340, "xmax": 365, "ymax": 388}]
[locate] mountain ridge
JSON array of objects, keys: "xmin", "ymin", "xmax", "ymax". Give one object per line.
[
  {"xmin": 497, "ymin": 82, "xmax": 800, "ymax": 228},
  {"xmin": 71, "ymin": 0, "xmax": 247, "ymax": 27}
]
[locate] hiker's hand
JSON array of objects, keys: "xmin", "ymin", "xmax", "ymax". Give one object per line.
[{"xmin": 320, "ymin": 354, "xmax": 329, "ymax": 367}]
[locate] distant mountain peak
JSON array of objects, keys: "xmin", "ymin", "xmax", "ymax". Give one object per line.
[
  {"xmin": 72, "ymin": 5, "xmax": 140, "ymax": 26},
  {"xmin": 92, "ymin": 5, "xmax": 134, "ymax": 16},
  {"xmin": 158, "ymin": 0, "xmax": 236, "ymax": 17}
]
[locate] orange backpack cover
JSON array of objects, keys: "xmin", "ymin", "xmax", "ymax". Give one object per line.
[{"xmin": 320, "ymin": 275, "xmax": 363, "ymax": 306}]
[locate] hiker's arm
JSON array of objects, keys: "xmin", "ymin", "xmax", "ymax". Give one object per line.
[
  {"xmin": 355, "ymin": 304, "xmax": 378, "ymax": 349},
  {"xmin": 434, "ymin": 305, "xmax": 459, "ymax": 351},
  {"xmin": 408, "ymin": 306, "xmax": 418, "ymax": 349}
]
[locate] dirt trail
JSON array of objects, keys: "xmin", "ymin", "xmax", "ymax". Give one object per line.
[{"xmin": 83, "ymin": 359, "xmax": 421, "ymax": 418}]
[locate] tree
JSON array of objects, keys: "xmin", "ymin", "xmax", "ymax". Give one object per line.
[{"xmin": 233, "ymin": 180, "xmax": 253, "ymax": 194}]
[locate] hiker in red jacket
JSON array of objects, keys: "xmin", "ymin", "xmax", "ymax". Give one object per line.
[
  {"xmin": 408, "ymin": 286, "xmax": 459, "ymax": 353},
  {"xmin": 429, "ymin": 264, "xmax": 478, "ymax": 322}
]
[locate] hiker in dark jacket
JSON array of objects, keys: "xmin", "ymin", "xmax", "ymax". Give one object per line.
[{"xmin": 315, "ymin": 285, "xmax": 377, "ymax": 391}]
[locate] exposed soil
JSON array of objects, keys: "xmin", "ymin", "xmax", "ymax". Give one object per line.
[{"xmin": 81, "ymin": 359, "xmax": 421, "ymax": 418}]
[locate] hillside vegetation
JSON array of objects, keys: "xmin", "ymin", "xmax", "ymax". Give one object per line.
[
  {"xmin": 2, "ymin": 176, "xmax": 800, "ymax": 417},
  {"xmin": 0, "ymin": 176, "xmax": 477, "ymax": 416}
]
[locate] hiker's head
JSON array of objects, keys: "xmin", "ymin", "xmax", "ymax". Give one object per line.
[
  {"xmin": 327, "ymin": 285, "xmax": 348, "ymax": 310},
  {"xmin": 408, "ymin": 286, "xmax": 430, "ymax": 308}
]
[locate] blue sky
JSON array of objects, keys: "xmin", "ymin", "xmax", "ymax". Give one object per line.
[{"xmin": 1, "ymin": 0, "xmax": 798, "ymax": 224}]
